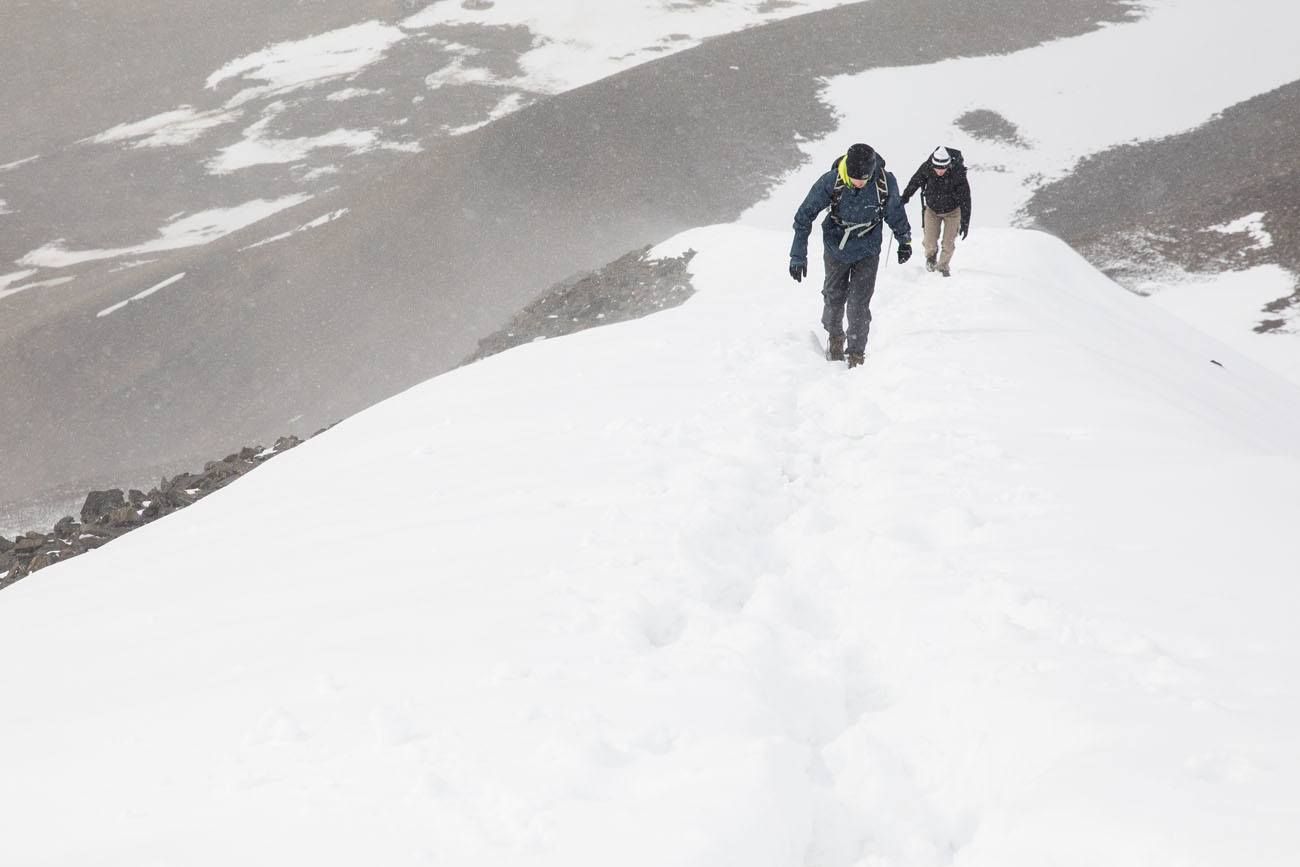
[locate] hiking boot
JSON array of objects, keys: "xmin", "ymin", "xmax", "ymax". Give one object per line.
[
  {"xmin": 846, "ymin": 352, "xmax": 865, "ymax": 369},
  {"xmin": 939, "ymin": 266, "xmax": 951, "ymax": 277},
  {"xmin": 826, "ymin": 334, "xmax": 845, "ymax": 362},
  {"xmin": 925, "ymin": 255, "xmax": 937, "ymax": 272}
]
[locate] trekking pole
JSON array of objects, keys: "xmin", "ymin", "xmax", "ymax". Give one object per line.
[{"xmin": 885, "ymin": 231, "xmax": 893, "ymax": 268}]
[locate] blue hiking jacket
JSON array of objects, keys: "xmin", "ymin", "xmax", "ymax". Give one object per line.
[{"xmin": 790, "ymin": 155, "xmax": 911, "ymax": 265}]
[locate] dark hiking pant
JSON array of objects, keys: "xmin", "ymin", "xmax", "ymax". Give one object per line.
[{"xmin": 822, "ymin": 251, "xmax": 880, "ymax": 355}]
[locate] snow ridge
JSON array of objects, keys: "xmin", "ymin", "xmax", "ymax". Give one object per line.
[{"xmin": 2, "ymin": 227, "xmax": 1299, "ymax": 866}]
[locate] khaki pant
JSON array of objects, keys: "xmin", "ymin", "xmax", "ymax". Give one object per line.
[{"xmin": 922, "ymin": 206, "xmax": 960, "ymax": 270}]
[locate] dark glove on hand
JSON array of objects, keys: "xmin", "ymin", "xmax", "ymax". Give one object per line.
[
  {"xmin": 789, "ymin": 258, "xmax": 807, "ymax": 283},
  {"xmin": 897, "ymin": 241, "xmax": 912, "ymax": 265},
  {"xmin": 900, "ymin": 194, "xmax": 911, "ymax": 206},
  {"xmin": 959, "ymin": 223, "xmax": 969, "ymax": 240}
]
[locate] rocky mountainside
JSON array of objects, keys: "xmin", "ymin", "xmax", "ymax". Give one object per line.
[{"xmin": 0, "ymin": 435, "xmax": 306, "ymax": 590}]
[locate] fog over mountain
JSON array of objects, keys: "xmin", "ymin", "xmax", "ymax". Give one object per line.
[{"xmin": 1, "ymin": 0, "xmax": 1143, "ymax": 529}]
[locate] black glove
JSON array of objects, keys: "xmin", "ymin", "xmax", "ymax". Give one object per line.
[
  {"xmin": 897, "ymin": 241, "xmax": 912, "ymax": 265},
  {"xmin": 900, "ymin": 194, "xmax": 911, "ymax": 206},
  {"xmin": 789, "ymin": 258, "xmax": 807, "ymax": 282},
  {"xmin": 959, "ymin": 223, "xmax": 969, "ymax": 240}
]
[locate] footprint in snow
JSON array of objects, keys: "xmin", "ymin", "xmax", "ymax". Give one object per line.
[
  {"xmin": 243, "ymin": 708, "xmax": 308, "ymax": 746},
  {"xmin": 634, "ymin": 598, "xmax": 688, "ymax": 649},
  {"xmin": 797, "ymin": 379, "xmax": 889, "ymax": 439}
]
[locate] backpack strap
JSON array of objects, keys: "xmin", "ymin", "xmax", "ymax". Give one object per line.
[
  {"xmin": 830, "ymin": 174, "xmax": 848, "ymax": 223},
  {"xmin": 829, "ymin": 168, "xmax": 890, "ymax": 249}
]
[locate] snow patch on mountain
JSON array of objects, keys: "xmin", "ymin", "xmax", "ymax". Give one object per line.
[
  {"xmin": 402, "ymin": 0, "xmax": 869, "ymax": 93},
  {"xmin": 207, "ymin": 111, "xmax": 412, "ymax": 175},
  {"xmin": 206, "ymin": 21, "xmax": 408, "ymax": 104},
  {"xmin": 0, "ymin": 155, "xmax": 39, "ymax": 171},
  {"xmin": 1209, "ymin": 211, "xmax": 1273, "ymax": 250},
  {"xmin": 0, "ymin": 269, "xmax": 38, "ymax": 292},
  {"xmin": 446, "ymin": 92, "xmax": 530, "ymax": 136},
  {"xmin": 18, "ymin": 196, "xmax": 312, "ymax": 268},
  {"xmin": 744, "ymin": 0, "xmax": 1300, "ymax": 231},
  {"xmin": 240, "ymin": 208, "xmax": 350, "ymax": 251},
  {"xmin": 96, "ymin": 272, "xmax": 187, "ymax": 318},
  {"xmin": 87, "ymin": 107, "xmax": 244, "ymax": 149},
  {"xmin": 0, "ymin": 275, "xmax": 77, "ymax": 303}
]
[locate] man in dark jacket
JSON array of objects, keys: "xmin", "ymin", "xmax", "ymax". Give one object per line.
[
  {"xmin": 789, "ymin": 142, "xmax": 912, "ymax": 368},
  {"xmin": 900, "ymin": 146, "xmax": 971, "ymax": 277}
]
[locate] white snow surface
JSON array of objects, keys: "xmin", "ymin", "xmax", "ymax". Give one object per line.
[
  {"xmin": 1145, "ymin": 264, "xmax": 1300, "ymax": 382},
  {"xmin": 740, "ymin": 0, "xmax": 1300, "ymax": 382},
  {"xmin": 3, "ymin": 224, "xmax": 1300, "ymax": 865}
]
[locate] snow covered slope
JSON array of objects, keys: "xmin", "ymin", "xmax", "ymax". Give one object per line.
[
  {"xmin": 1, "ymin": 0, "xmax": 1138, "ymax": 524},
  {"xmin": 739, "ymin": 0, "xmax": 1300, "ymax": 381},
  {"xmin": 3, "ymin": 225, "xmax": 1299, "ymax": 866}
]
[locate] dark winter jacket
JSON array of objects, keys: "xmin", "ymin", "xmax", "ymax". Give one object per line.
[
  {"xmin": 790, "ymin": 155, "xmax": 911, "ymax": 265},
  {"xmin": 901, "ymin": 156, "xmax": 971, "ymax": 229}
]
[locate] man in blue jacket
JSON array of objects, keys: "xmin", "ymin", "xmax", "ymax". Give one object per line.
[{"xmin": 790, "ymin": 142, "xmax": 912, "ymax": 368}]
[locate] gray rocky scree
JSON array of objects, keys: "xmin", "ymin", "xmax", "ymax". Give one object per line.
[{"xmin": 0, "ymin": 436, "xmax": 306, "ymax": 591}]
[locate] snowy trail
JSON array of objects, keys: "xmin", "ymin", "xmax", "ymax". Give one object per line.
[{"xmin": 3, "ymin": 228, "xmax": 1300, "ymax": 865}]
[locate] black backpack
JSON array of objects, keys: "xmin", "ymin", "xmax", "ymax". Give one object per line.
[{"xmin": 828, "ymin": 156, "xmax": 889, "ymax": 232}]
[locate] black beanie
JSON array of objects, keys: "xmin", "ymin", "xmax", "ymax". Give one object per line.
[{"xmin": 845, "ymin": 143, "xmax": 877, "ymax": 180}]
